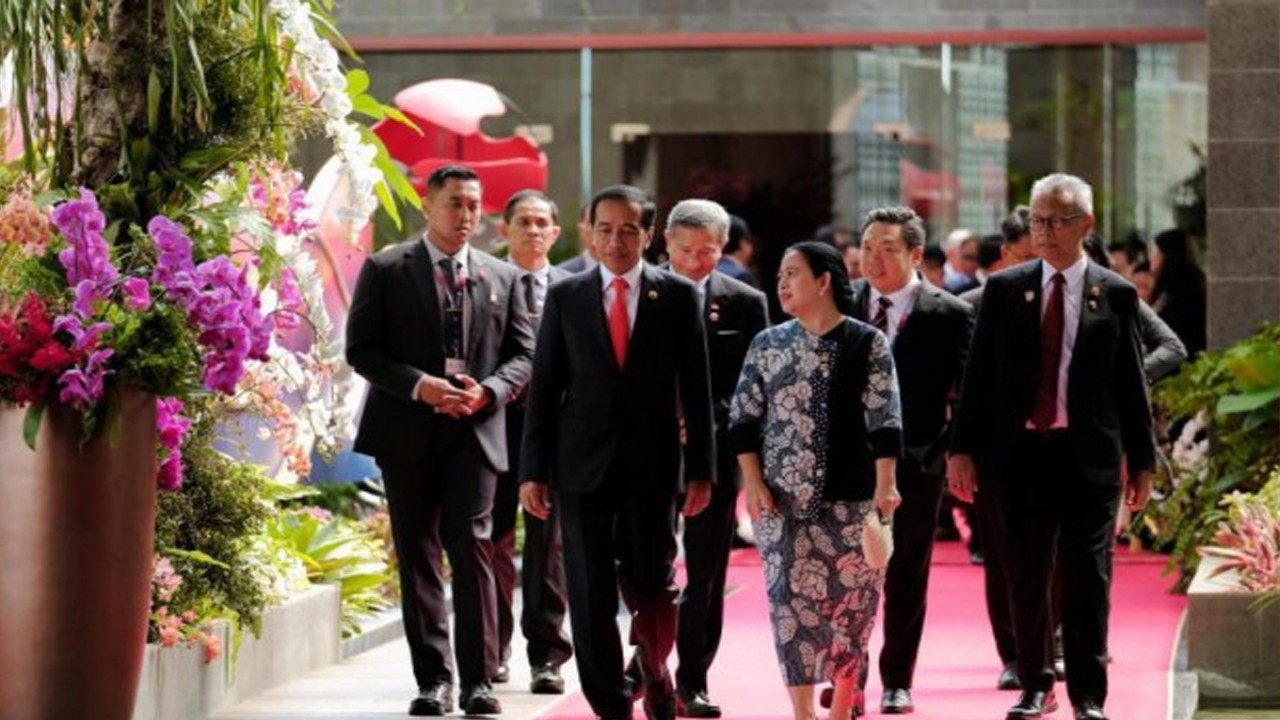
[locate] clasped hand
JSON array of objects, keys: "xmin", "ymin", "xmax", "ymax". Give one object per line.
[{"xmin": 417, "ymin": 374, "xmax": 489, "ymax": 418}]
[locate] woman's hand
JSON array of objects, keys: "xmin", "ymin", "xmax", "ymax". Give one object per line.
[
  {"xmin": 737, "ymin": 452, "xmax": 774, "ymax": 520},
  {"xmin": 873, "ymin": 457, "xmax": 901, "ymax": 518},
  {"xmin": 745, "ymin": 479, "xmax": 775, "ymax": 520}
]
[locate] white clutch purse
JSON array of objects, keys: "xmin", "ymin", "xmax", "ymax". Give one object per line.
[{"xmin": 862, "ymin": 510, "xmax": 894, "ymax": 570}]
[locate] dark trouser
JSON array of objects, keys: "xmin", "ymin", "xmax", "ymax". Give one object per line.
[
  {"xmin": 379, "ymin": 431, "xmax": 499, "ymax": 689},
  {"xmin": 493, "ymin": 468, "xmax": 573, "ymax": 669},
  {"xmin": 559, "ymin": 480, "xmax": 680, "ymax": 718},
  {"xmin": 1001, "ymin": 430, "xmax": 1117, "ymax": 708},
  {"xmin": 675, "ymin": 449, "xmax": 740, "ymax": 695},
  {"xmin": 869, "ymin": 461, "xmax": 946, "ymax": 690},
  {"xmin": 976, "ymin": 479, "xmax": 1018, "ymax": 665}
]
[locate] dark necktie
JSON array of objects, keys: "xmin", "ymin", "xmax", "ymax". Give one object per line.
[
  {"xmin": 871, "ymin": 296, "xmax": 893, "ymax": 333},
  {"xmin": 1031, "ymin": 272, "xmax": 1066, "ymax": 430},
  {"xmin": 438, "ymin": 258, "xmax": 465, "ymax": 359},
  {"xmin": 523, "ymin": 273, "xmax": 540, "ymax": 318}
]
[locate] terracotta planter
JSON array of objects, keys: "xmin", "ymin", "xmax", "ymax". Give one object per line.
[{"xmin": 0, "ymin": 392, "xmax": 157, "ymax": 720}]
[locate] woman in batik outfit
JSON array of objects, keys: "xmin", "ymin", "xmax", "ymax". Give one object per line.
[{"xmin": 729, "ymin": 242, "xmax": 903, "ymax": 720}]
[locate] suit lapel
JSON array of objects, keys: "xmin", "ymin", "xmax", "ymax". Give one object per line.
[
  {"xmin": 850, "ymin": 280, "xmax": 871, "ymax": 323},
  {"xmin": 896, "ymin": 278, "xmax": 938, "ymax": 352},
  {"xmin": 467, "ymin": 251, "xmax": 491, "ymax": 360},
  {"xmin": 705, "ymin": 272, "xmax": 723, "ymax": 330},
  {"xmin": 627, "ymin": 266, "xmax": 662, "ymax": 375},
  {"xmin": 1069, "ymin": 261, "xmax": 1108, "ymax": 388},
  {"xmin": 584, "ymin": 267, "xmax": 618, "ymax": 373},
  {"xmin": 407, "ymin": 239, "xmax": 445, "ymax": 343}
]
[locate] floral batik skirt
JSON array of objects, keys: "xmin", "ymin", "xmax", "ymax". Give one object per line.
[{"xmin": 753, "ymin": 500, "xmax": 885, "ymax": 687}]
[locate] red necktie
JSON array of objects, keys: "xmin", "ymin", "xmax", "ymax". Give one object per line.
[
  {"xmin": 1031, "ymin": 272, "xmax": 1066, "ymax": 430},
  {"xmin": 608, "ymin": 276, "xmax": 630, "ymax": 368}
]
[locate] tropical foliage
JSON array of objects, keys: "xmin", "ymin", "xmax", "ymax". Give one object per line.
[{"xmin": 1143, "ymin": 324, "xmax": 1280, "ymax": 588}]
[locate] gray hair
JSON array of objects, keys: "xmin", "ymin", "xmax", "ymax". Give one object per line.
[
  {"xmin": 666, "ymin": 199, "xmax": 730, "ymax": 245},
  {"xmin": 1030, "ymin": 173, "xmax": 1094, "ymax": 215}
]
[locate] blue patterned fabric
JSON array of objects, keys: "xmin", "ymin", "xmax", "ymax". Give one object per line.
[{"xmin": 729, "ymin": 318, "xmax": 902, "ymax": 686}]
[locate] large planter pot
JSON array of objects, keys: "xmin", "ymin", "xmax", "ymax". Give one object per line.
[
  {"xmin": 0, "ymin": 392, "xmax": 158, "ymax": 720},
  {"xmin": 1186, "ymin": 554, "xmax": 1280, "ymax": 705}
]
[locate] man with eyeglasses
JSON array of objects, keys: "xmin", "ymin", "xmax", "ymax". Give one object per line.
[{"xmin": 947, "ymin": 174, "xmax": 1155, "ymax": 720}]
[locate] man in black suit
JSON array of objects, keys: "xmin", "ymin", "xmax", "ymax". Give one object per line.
[
  {"xmin": 662, "ymin": 199, "xmax": 769, "ymax": 718},
  {"xmin": 520, "ymin": 185, "xmax": 716, "ymax": 720},
  {"xmin": 958, "ymin": 206, "xmax": 1043, "ymax": 693},
  {"xmin": 490, "ymin": 190, "xmax": 573, "ymax": 695},
  {"xmin": 948, "ymin": 173, "xmax": 1155, "ymax": 720},
  {"xmin": 849, "ymin": 207, "xmax": 973, "ymax": 716},
  {"xmin": 346, "ymin": 165, "xmax": 536, "ymax": 717}
]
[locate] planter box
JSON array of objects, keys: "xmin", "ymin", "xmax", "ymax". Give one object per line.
[
  {"xmin": 131, "ymin": 584, "xmax": 341, "ymax": 720},
  {"xmin": 1186, "ymin": 555, "xmax": 1280, "ymax": 705}
]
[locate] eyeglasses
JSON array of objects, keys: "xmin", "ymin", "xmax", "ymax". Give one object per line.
[{"xmin": 1028, "ymin": 214, "xmax": 1083, "ymax": 232}]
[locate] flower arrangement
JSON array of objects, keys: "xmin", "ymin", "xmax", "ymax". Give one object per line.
[
  {"xmin": 150, "ymin": 556, "xmax": 222, "ymax": 663},
  {"xmin": 1199, "ymin": 469, "xmax": 1280, "ymax": 606}
]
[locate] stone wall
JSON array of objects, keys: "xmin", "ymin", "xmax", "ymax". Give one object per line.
[
  {"xmin": 334, "ymin": 1, "xmax": 1205, "ymax": 41},
  {"xmin": 1207, "ymin": 0, "xmax": 1280, "ymax": 348}
]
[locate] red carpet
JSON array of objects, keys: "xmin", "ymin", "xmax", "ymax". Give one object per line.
[{"xmin": 536, "ymin": 543, "xmax": 1185, "ymax": 720}]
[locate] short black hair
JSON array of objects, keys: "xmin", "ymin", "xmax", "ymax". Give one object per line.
[
  {"xmin": 922, "ymin": 244, "xmax": 946, "ymax": 268},
  {"xmin": 589, "ymin": 185, "xmax": 656, "ymax": 230},
  {"xmin": 976, "ymin": 234, "xmax": 1004, "ymax": 271},
  {"xmin": 860, "ymin": 206, "xmax": 926, "ymax": 249},
  {"xmin": 1001, "ymin": 206, "xmax": 1031, "ymax": 245},
  {"xmin": 726, "ymin": 215, "xmax": 751, "ymax": 254},
  {"xmin": 503, "ymin": 189, "xmax": 559, "ymax": 224},
  {"xmin": 426, "ymin": 165, "xmax": 481, "ymax": 195}
]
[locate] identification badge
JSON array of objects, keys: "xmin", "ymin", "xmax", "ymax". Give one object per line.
[{"xmin": 445, "ymin": 357, "xmax": 468, "ymax": 378}]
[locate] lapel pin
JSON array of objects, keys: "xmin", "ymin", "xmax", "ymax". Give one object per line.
[
  {"xmin": 647, "ymin": 289, "xmax": 658, "ymax": 300},
  {"xmin": 1088, "ymin": 299, "xmax": 1098, "ymax": 311},
  {"xmin": 1024, "ymin": 290, "xmax": 1035, "ymax": 303},
  {"xmin": 490, "ymin": 292, "xmax": 499, "ymax": 304},
  {"xmin": 709, "ymin": 311, "xmax": 720, "ymax": 323}
]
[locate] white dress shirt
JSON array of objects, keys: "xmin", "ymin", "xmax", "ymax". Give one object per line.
[
  {"xmin": 600, "ymin": 262, "xmax": 643, "ymax": 333},
  {"xmin": 1038, "ymin": 255, "xmax": 1088, "ymax": 429},
  {"xmin": 868, "ymin": 273, "xmax": 922, "ymax": 345}
]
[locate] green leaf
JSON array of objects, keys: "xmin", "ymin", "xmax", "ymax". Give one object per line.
[
  {"xmin": 345, "ymin": 69, "xmax": 370, "ymax": 97},
  {"xmin": 374, "ymin": 179, "xmax": 401, "ymax": 229},
  {"xmin": 23, "ymin": 403, "xmax": 44, "ymax": 451},
  {"xmin": 380, "ymin": 104, "xmax": 419, "ymax": 132},
  {"xmin": 350, "ymin": 94, "xmax": 386, "ymax": 121},
  {"xmin": 147, "ymin": 67, "xmax": 162, "ymax": 133},
  {"xmin": 1217, "ymin": 388, "xmax": 1280, "ymax": 415},
  {"xmin": 163, "ymin": 547, "xmax": 232, "ymax": 570}
]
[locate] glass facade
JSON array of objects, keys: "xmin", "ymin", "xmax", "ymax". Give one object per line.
[{"xmin": 352, "ymin": 43, "xmax": 1206, "ymax": 261}]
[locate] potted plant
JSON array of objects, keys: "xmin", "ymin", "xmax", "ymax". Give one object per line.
[
  {"xmin": 0, "ymin": 2, "xmax": 417, "ymax": 718},
  {"xmin": 1187, "ymin": 474, "xmax": 1280, "ymax": 704}
]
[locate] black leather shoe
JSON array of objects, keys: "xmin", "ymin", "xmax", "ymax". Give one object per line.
[
  {"xmin": 492, "ymin": 661, "xmax": 510, "ymax": 684},
  {"xmin": 1006, "ymin": 690, "xmax": 1058, "ymax": 719},
  {"xmin": 530, "ymin": 663, "xmax": 565, "ymax": 694},
  {"xmin": 460, "ymin": 682, "xmax": 502, "ymax": 715},
  {"xmin": 1074, "ymin": 701, "xmax": 1108, "ymax": 720},
  {"xmin": 817, "ymin": 686, "xmax": 864, "ymax": 715},
  {"xmin": 409, "ymin": 684, "xmax": 453, "ymax": 716},
  {"xmin": 676, "ymin": 689, "xmax": 722, "ymax": 718},
  {"xmin": 997, "ymin": 664, "xmax": 1022, "ymax": 690},
  {"xmin": 881, "ymin": 688, "xmax": 914, "ymax": 714}
]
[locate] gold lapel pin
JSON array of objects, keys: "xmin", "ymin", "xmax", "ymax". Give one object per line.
[
  {"xmin": 1024, "ymin": 290, "xmax": 1035, "ymax": 303},
  {"xmin": 647, "ymin": 289, "xmax": 658, "ymax": 300},
  {"xmin": 709, "ymin": 312, "xmax": 721, "ymax": 323}
]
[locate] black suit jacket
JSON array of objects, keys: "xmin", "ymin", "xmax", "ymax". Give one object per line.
[
  {"xmin": 346, "ymin": 238, "xmax": 536, "ymax": 471},
  {"xmin": 852, "ymin": 277, "xmax": 973, "ymax": 478},
  {"xmin": 704, "ymin": 271, "xmax": 770, "ymax": 439},
  {"xmin": 520, "ymin": 265, "xmax": 715, "ymax": 495},
  {"xmin": 950, "ymin": 260, "xmax": 1156, "ymax": 485}
]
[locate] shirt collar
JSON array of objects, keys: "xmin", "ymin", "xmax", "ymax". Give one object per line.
[
  {"xmin": 600, "ymin": 261, "xmax": 644, "ymax": 292},
  {"xmin": 511, "ymin": 257, "xmax": 551, "ymax": 283},
  {"xmin": 424, "ymin": 237, "xmax": 470, "ymax": 273},
  {"xmin": 869, "ymin": 272, "xmax": 922, "ymax": 308},
  {"xmin": 1040, "ymin": 255, "xmax": 1088, "ymax": 291}
]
